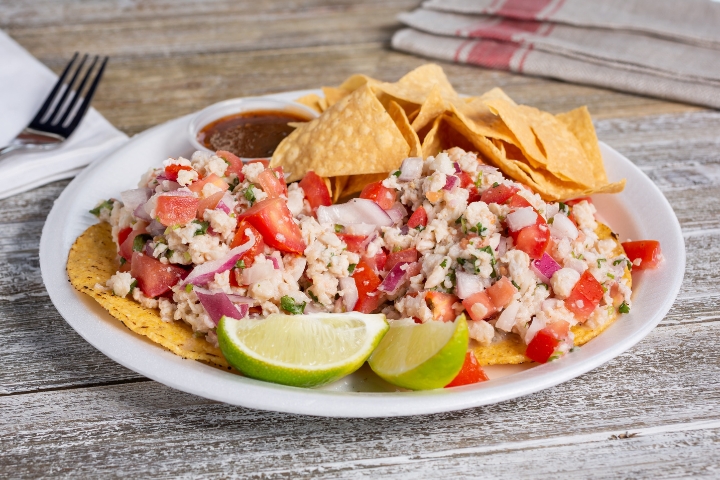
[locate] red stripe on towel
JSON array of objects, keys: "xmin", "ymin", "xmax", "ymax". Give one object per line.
[
  {"xmin": 467, "ymin": 18, "xmax": 544, "ymax": 42},
  {"xmin": 464, "ymin": 39, "xmax": 519, "ymax": 70},
  {"xmin": 496, "ymin": 0, "xmax": 556, "ymax": 19}
]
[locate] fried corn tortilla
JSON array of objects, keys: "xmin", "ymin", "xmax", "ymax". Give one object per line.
[
  {"xmin": 473, "ymin": 222, "xmax": 631, "ymax": 366},
  {"xmin": 67, "ymin": 222, "xmax": 231, "ymax": 370}
]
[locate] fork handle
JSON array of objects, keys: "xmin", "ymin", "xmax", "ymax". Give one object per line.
[{"xmin": 0, "ymin": 144, "xmax": 24, "ymax": 158}]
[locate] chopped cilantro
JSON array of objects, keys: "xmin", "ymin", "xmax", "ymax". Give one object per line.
[
  {"xmin": 455, "ymin": 215, "xmax": 463, "ymax": 225},
  {"xmin": 307, "ymin": 290, "xmax": 319, "ymax": 303},
  {"xmin": 280, "ymin": 295, "xmax": 306, "ymax": 315},
  {"xmin": 440, "ymin": 259, "xmax": 447, "ymax": 268},
  {"xmin": 164, "ymin": 224, "xmax": 181, "ymax": 235},
  {"xmin": 89, "ymin": 199, "xmax": 113, "ymax": 217},
  {"xmin": 415, "ymin": 226, "xmax": 425, "ymax": 232},
  {"xmin": 572, "ymin": 251, "xmax": 585, "ymax": 260},
  {"xmin": 597, "ymin": 258, "xmax": 606, "ymax": 268},
  {"xmin": 132, "ymin": 234, "xmax": 152, "ymax": 252},
  {"xmin": 457, "ymin": 258, "xmax": 466, "ymax": 266},
  {"xmin": 537, "ymin": 283, "xmax": 549, "ymax": 289},
  {"xmin": 613, "ymin": 258, "xmax": 625, "ymax": 266},
  {"xmin": 229, "ymin": 176, "xmax": 240, "ymax": 191},
  {"xmin": 474, "ymin": 173, "xmax": 483, "ymax": 188},
  {"xmin": 129, "ymin": 279, "xmax": 138, "ymax": 294},
  {"xmin": 392, "ymin": 170, "xmax": 401, "ymax": 177},
  {"xmin": 334, "ymin": 224, "xmax": 344, "ymax": 233},
  {"xmin": 348, "ymin": 263, "xmax": 357, "ymax": 274},
  {"xmin": 235, "ymin": 259, "xmax": 246, "ymax": 269},
  {"xmin": 607, "ymin": 272, "xmax": 615, "ymax": 279},
  {"xmin": 185, "ymin": 284, "xmax": 193, "ymax": 293},
  {"xmin": 192, "ymin": 220, "xmax": 209, "ymax": 236},
  {"xmin": 559, "ymin": 202, "xmax": 567, "ymax": 213},
  {"xmin": 618, "ymin": 301, "xmax": 630, "ymax": 314},
  {"xmin": 601, "ymin": 285, "xmax": 608, "ymax": 293},
  {"xmin": 511, "ymin": 280, "xmax": 520, "ymax": 290},
  {"xmin": 492, "ymin": 182, "xmax": 499, "ymax": 188},
  {"xmin": 548, "ymin": 352, "xmax": 562, "ymax": 362},
  {"xmin": 119, "ymin": 257, "xmax": 127, "ymax": 266},
  {"xmin": 244, "ymin": 185, "xmax": 256, "ymax": 205},
  {"xmin": 469, "ymin": 222, "xmax": 487, "ymax": 236},
  {"xmin": 183, "ymin": 251, "xmax": 192, "ymax": 262},
  {"xmin": 548, "ymin": 217, "xmax": 554, "ymax": 224}
]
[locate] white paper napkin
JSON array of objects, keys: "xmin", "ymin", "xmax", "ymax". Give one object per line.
[{"xmin": 0, "ymin": 30, "xmax": 127, "ymax": 200}]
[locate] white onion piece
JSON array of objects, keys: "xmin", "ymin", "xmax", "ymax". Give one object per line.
[
  {"xmin": 545, "ymin": 203, "xmax": 559, "ymax": 219},
  {"xmin": 385, "ymin": 203, "xmax": 407, "ymax": 224},
  {"xmin": 345, "ymin": 223, "xmax": 378, "ymax": 236},
  {"xmin": 317, "ymin": 199, "xmax": 393, "ymax": 226},
  {"xmin": 121, "ymin": 188, "xmax": 152, "ymax": 212},
  {"xmin": 455, "ymin": 271, "xmax": 485, "ymax": 299},
  {"xmin": 495, "ymin": 300, "xmax": 521, "ymax": 332},
  {"xmin": 398, "ymin": 157, "xmax": 423, "ymax": 181},
  {"xmin": 549, "ymin": 213, "xmax": 579, "ymax": 240},
  {"xmin": 339, "ymin": 277, "xmax": 358, "ymax": 311},
  {"xmin": 478, "ymin": 165, "xmax": 499, "ymax": 174},
  {"xmin": 158, "ymin": 188, "xmax": 194, "ymax": 197},
  {"xmin": 524, "ymin": 316, "xmax": 547, "ymax": 344},
  {"xmin": 496, "ymin": 236, "xmax": 510, "ymax": 258},
  {"xmin": 241, "ymin": 260, "xmax": 277, "ymax": 285},
  {"xmin": 180, "ymin": 232, "xmax": 255, "ymax": 286},
  {"xmin": 304, "ymin": 302, "xmax": 325, "ymax": 314},
  {"xmin": 506, "ymin": 207, "xmax": 538, "ymax": 232}
]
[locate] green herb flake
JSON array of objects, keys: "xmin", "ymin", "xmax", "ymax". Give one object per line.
[
  {"xmin": 618, "ymin": 301, "xmax": 630, "ymax": 314},
  {"xmin": 183, "ymin": 252, "xmax": 192, "ymax": 262},
  {"xmin": 474, "ymin": 172, "xmax": 483, "ymax": 188},
  {"xmin": 607, "ymin": 272, "xmax": 615, "ymax": 279},
  {"xmin": 192, "ymin": 220, "xmax": 210, "ymax": 236},
  {"xmin": 185, "ymin": 284, "xmax": 193, "ymax": 293},
  {"xmin": 559, "ymin": 202, "xmax": 567, "ymax": 213},
  {"xmin": 129, "ymin": 279, "xmax": 138, "ymax": 294},
  {"xmin": 307, "ymin": 290, "xmax": 319, "ymax": 303},
  {"xmin": 334, "ymin": 224, "xmax": 344, "ymax": 233},
  {"xmin": 89, "ymin": 199, "xmax": 113, "ymax": 217},
  {"xmin": 281, "ymin": 295, "xmax": 306, "ymax": 315},
  {"xmin": 244, "ymin": 185, "xmax": 256, "ymax": 205},
  {"xmin": 613, "ymin": 258, "xmax": 625, "ymax": 266},
  {"xmin": 492, "ymin": 182, "xmax": 499, "ymax": 188},
  {"xmin": 511, "ymin": 280, "xmax": 520, "ymax": 290},
  {"xmin": 548, "ymin": 352, "xmax": 563, "ymax": 362},
  {"xmin": 119, "ymin": 257, "xmax": 127, "ymax": 266},
  {"xmin": 235, "ymin": 259, "xmax": 246, "ymax": 269},
  {"xmin": 597, "ymin": 258, "xmax": 606, "ymax": 268},
  {"xmin": 132, "ymin": 234, "xmax": 152, "ymax": 252},
  {"xmin": 348, "ymin": 263, "xmax": 357, "ymax": 274},
  {"xmin": 548, "ymin": 217, "xmax": 554, "ymax": 224},
  {"xmin": 392, "ymin": 170, "xmax": 401, "ymax": 177},
  {"xmin": 440, "ymin": 259, "xmax": 447, "ymax": 268}
]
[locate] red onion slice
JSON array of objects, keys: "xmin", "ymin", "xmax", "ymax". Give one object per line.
[
  {"xmin": 531, "ymin": 253, "xmax": 562, "ymax": 284},
  {"xmin": 316, "ymin": 199, "xmax": 393, "ymax": 227},
  {"xmin": 121, "ymin": 188, "xmax": 152, "ymax": 212},
  {"xmin": 339, "ymin": 276, "xmax": 358, "ymax": 311},
  {"xmin": 180, "ymin": 232, "xmax": 255, "ymax": 286},
  {"xmin": 195, "ymin": 289, "xmax": 248, "ymax": 324},
  {"xmin": 455, "ymin": 271, "xmax": 485, "ymax": 299},
  {"xmin": 146, "ymin": 220, "xmax": 165, "ymax": 237},
  {"xmin": 398, "ymin": 157, "xmax": 423, "ymax": 181},
  {"xmin": 216, "ymin": 191, "xmax": 234, "ymax": 214},
  {"xmin": 443, "ymin": 175, "xmax": 459, "ymax": 191},
  {"xmin": 453, "ymin": 162, "xmax": 462, "ymax": 174},
  {"xmin": 378, "ymin": 261, "xmax": 413, "ymax": 295},
  {"xmin": 345, "ymin": 223, "xmax": 378, "ymax": 236},
  {"xmin": 133, "ymin": 203, "xmax": 153, "ymax": 221},
  {"xmin": 385, "ymin": 203, "xmax": 407, "ymax": 224},
  {"xmin": 266, "ymin": 256, "xmax": 281, "ymax": 269}
]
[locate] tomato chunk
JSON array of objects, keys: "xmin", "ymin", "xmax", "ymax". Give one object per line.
[
  {"xmin": 507, "ymin": 193, "xmax": 532, "ymax": 209},
  {"xmin": 187, "ymin": 173, "xmax": 228, "ymax": 195},
  {"xmin": 215, "ymin": 150, "xmax": 244, "ymax": 180},
  {"xmin": 196, "ymin": 191, "xmax": 225, "ymax": 219},
  {"xmin": 525, "ymin": 328, "xmax": 560, "ymax": 363},
  {"xmin": 299, "ymin": 171, "xmax": 332, "ymax": 213},
  {"xmin": 257, "ymin": 167, "xmax": 288, "ymax": 199},
  {"xmin": 480, "ymin": 184, "xmax": 518, "ymax": 205},
  {"xmin": 486, "ymin": 276, "xmax": 516, "ymax": 309},
  {"xmin": 238, "ymin": 197, "xmax": 306, "ymax": 254},
  {"xmin": 462, "ymin": 291, "xmax": 497, "ymax": 321},
  {"xmin": 130, "ymin": 252, "xmax": 187, "ymax": 298},
  {"xmin": 117, "ymin": 227, "xmax": 133, "ymax": 248},
  {"xmin": 565, "ymin": 270, "xmax": 604, "ymax": 321},
  {"xmin": 360, "ymin": 181, "xmax": 396, "ymax": 210},
  {"xmin": 352, "ymin": 259, "xmax": 382, "ymax": 313},
  {"xmin": 230, "ymin": 220, "xmax": 265, "ymax": 267},
  {"xmin": 119, "ymin": 227, "xmax": 148, "ymax": 262},
  {"xmin": 407, "ymin": 206, "xmax": 428, "ymax": 228},
  {"xmin": 337, "ymin": 234, "xmax": 367, "ymax": 254},
  {"xmin": 363, "ymin": 248, "xmax": 387, "ymax": 273},
  {"xmin": 386, "ymin": 248, "xmax": 419, "ymax": 272},
  {"xmin": 456, "ymin": 171, "xmax": 474, "ymax": 189},
  {"xmin": 510, "ymin": 217, "xmax": 550, "ymax": 259},
  {"xmin": 156, "ymin": 195, "xmax": 200, "ymax": 227},
  {"xmin": 565, "ymin": 196, "xmax": 592, "ymax": 207},
  {"xmin": 445, "ymin": 352, "xmax": 489, "ymax": 387},
  {"xmin": 164, "ymin": 163, "xmax": 193, "ymax": 182},
  {"xmin": 621, "ymin": 240, "xmax": 662, "ymax": 270},
  {"xmin": 425, "ymin": 291, "xmax": 458, "ymax": 322}
]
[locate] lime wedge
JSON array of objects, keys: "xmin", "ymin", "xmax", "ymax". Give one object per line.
[
  {"xmin": 368, "ymin": 314, "xmax": 469, "ymax": 390},
  {"xmin": 217, "ymin": 312, "xmax": 388, "ymax": 388}
]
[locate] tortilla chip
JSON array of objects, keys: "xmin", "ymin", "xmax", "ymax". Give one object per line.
[
  {"xmin": 387, "ymin": 100, "xmax": 422, "ymax": 157},
  {"xmin": 67, "ymin": 223, "xmax": 231, "ymax": 370},
  {"xmin": 556, "ymin": 106, "xmax": 608, "ymax": 186},
  {"xmin": 341, "ymin": 172, "xmax": 389, "ymax": 199},
  {"xmin": 410, "ymin": 85, "xmax": 447, "ymax": 133},
  {"xmin": 295, "ymin": 93, "xmax": 324, "ymax": 113},
  {"xmin": 374, "ymin": 64, "xmax": 458, "ymax": 105},
  {"xmin": 322, "ymin": 86, "xmax": 350, "ymax": 108},
  {"xmin": 473, "ymin": 222, "xmax": 632, "ymax": 365},
  {"xmin": 271, "ymin": 84, "xmax": 410, "ymax": 182},
  {"xmin": 330, "ymin": 175, "xmax": 350, "ymax": 203}
]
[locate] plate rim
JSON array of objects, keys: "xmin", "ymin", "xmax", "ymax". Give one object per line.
[{"xmin": 39, "ymin": 90, "xmax": 685, "ymax": 417}]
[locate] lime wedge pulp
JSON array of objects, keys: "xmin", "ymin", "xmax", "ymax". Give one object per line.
[
  {"xmin": 217, "ymin": 312, "xmax": 388, "ymax": 388},
  {"xmin": 368, "ymin": 314, "xmax": 469, "ymax": 390}
]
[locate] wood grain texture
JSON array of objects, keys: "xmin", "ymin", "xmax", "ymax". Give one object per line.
[{"xmin": 1, "ymin": 0, "xmax": 718, "ymax": 477}]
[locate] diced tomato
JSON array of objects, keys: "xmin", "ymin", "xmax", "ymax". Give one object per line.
[
  {"xmin": 215, "ymin": 150, "xmax": 244, "ymax": 180},
  {"xmin": 119, "ymin": 227, "xmax": 148, "ymax": 262},
  {"xmin": 456, "ymin": 171, "xmax": 474, "ymax": 189},
  {"xmin": 187, "ymin": 173, "xmax": 228, "ymax": 195},
  {"xmin": 247, "ymin": 159, "xmax": 270, "ymax": 168},
  {"xmin": 525, "ymin": 328, "xmax": 560, "ymax": 363},
  {"xmin": 352, "ymin": 259, "xmax": 382, "ymax": 313},
  {"xmin": 425, "ymin": 291, "xmax": 458, "ymax": 322},
  {"xmin": 565, "ymin": 270, "xmax": 605, "ymax": 321},
  {"xmin": 386, "ymin": 248, "xmax": 419, "ymax": 272},
  {"xmin": 467, "ymin": 189, "xmax": 482, "ymax": 204},
  {"xmin": 229, "ymin": 268, "xmax": 241, "ymax": 288},
  {"xmin": 337, "ymin": 234, "xmax": 367, "ymax": 254},
  {"xmin": 130, "ymin": 252, "xmax": 187, "ymax": 298},
  {"xmin": 480, "ymin": 184, "xmax": 518, "ymax": 205},
  {"xmin": 546, "ymin": 319, "xmax": 570, "ymax": 338},
  {"xmin": 156, "ymin": 195, "xmax": 200, "ymax": 227},
  {"xmin": 510, "ymin": 217, "xmax": 550, "ymax": 259},
  {"xmin": 164, "ymin": 163, "xmax": 193, "ymax": 182},
  {"xmin": 360, "ymin": 181, "xmax": 397, "ymax": 210},
  {"xmin": 117, "ymin": 227, "xmax": 133, "ymax": 248},
  {"xmin": 257, "ymin": 167, "xmax": 288, "ymax": 199},
  {"xmin": 486, "ymin": 276, "xmax": 516, "ymax": 309},
  {"xmin": 462, "ymin": 291, "xmax": 497, "ymax": 321},
  {"xmin": 507, "ymin": 193, "xmax": 532, "ymax": 209},
  {"xmin": 197, "ymin": 191, "xmax": 224, "ymax": 219},
  {"xmin": 407, "ymin": 206, "xmax": 428, "ymax": 228},
  {"xmin": 230, "ymin": 220, "xmax": 265, "ymax": 267},
  {"xmin": 238, "ymin": 197, "xmax": 306, "ymax": 254},
  {"xmin": 445, "ymin": 352, "xmax": 489, "ymax": 388},
  {"xmin": 299, "ymin": 171, "xmax": 332, "ymax": 213},
  {"xmin": 565, "ymin": 196, "xmax": 592, "ymax": 207},
  {"xmin": 363, "ymin": 248, "xmax": 387, "ymax": 273},
  {"xmin": 621, "ymin": 240, "xmax": 662, "ymax": 270}
]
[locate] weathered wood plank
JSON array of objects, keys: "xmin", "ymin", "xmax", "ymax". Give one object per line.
[{"xmin": 1, "ymin": 321, "xmax": 718, "ymax": 477}]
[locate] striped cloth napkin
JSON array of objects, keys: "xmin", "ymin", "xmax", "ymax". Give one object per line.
[{"xmin": 392, "ymin": 0, "xmax": 720, "ymax": 109}]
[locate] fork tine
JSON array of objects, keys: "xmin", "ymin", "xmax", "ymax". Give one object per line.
[
  {"xmin": 56, "ymin": 55, "xmax": 99, "ymax": 128},
  {"xmin": 46, "ymin": 53, "xmax": 88, "ymax": 126},
  {"xmin": 63, "ymin": 56, "xmax": 109, "ymax": 136},
  {"xmin": 29, "ymin": 52, "xmax": 79, "ymax": 127}
]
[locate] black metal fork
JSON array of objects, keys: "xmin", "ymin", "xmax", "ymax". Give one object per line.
[{"xmin": 0, "ymin": 53, "xmax": 109, "ymax": 157}]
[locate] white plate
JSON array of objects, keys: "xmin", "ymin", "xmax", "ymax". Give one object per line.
[{"xmin": 40, "ymin": 90, "xmax": 685, "ymax": 418}]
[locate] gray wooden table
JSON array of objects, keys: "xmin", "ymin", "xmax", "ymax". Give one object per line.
[{"xmin": 2, "ymin": 1, "xmax": 719, "ymax": 478}]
